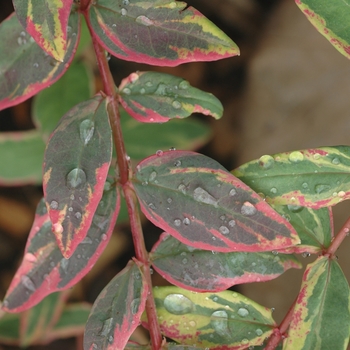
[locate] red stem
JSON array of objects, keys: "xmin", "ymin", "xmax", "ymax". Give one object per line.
[
  {"xmin": 326, "ymin": 215, "xmax": 350, "ymax": 256},
  {"xmin": 83, "ymin": 11, "xmax": 162, "ymax": 350}
]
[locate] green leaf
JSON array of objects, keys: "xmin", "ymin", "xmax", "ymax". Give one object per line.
[
  {"xmin": 284, "ymin": 256, "xmax": 350, "ymax": 350},
  {"xmin": 88, "ymin": 0, "xmax": 239, "ymax": 66},
  {"xmin": 0, "ymin": 130, "xmax": 45, "ymax": 186},
  {"xmin": 122, "ymin": 110, "xmax": 211, "ymax": 160},
  {"xmin": 0, "ymin": 312, "xmax": 20, "ymax": 345},
  {"xmin": 273, "ymin": 205, "xmax": 333, "ymax": 254},
  {"xmin": 119, "ymin": 71, "xmax": 223, "ymax": 123},
  {"xmin": 32, "ymin": 60, "xmax": 93, "ymax": 140},
  {"xmin": 133, "ymin": 150, "xmax": 300, "ymax": 253},
  {"xmin": 149, "ymin": 286, "xmax": 276, "ymax": 349},
  {"xmin": 295, "ymin": 0, "xmax": 350, "ymax": 60},
  {"xmin": 84, "ymin": 260, "xmax": 149, "ymax": 350},
  {"xmin": 0, "ymin": 11, "xmax": 80, "ymax": 110},
  {"xmin": 233, "ymin": 147, "xmax": 350, "ymax": 208},
  {"xmin": 43, "ymin": 95, "xmax": 112, "ymax": 258},
  {"xmin": 151, "ymin": 233, "xmax": 302, "ymax": 291},
  {"xmin": 13, "ymin": 0, "xmax": 73, "ymax": 61}
]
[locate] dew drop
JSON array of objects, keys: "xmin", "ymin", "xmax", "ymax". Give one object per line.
[
  {"xmin": 270, "ymin": 187, "xmax": 277, "ymax": 194},
  {"xmin": 241, "ymin": 338, "xmax": 249, "ymax": 345},
  {"xmin": 130, "ymin": 298, "xmax": 140, "ymax": 315},
  {"xmin": 315, "ymin": 184, "xmax": 331, "ymax": 194},
  {"xmin": 99, "ymin": 317, "xmax": 114, "ymax": 336},
  {"xmin": 146, "ymin": 81, "xmax": 153, "ymax": 87},
  {"xmin": 79, "ymin": 119, "xmax": 95, "ymax": 145},
  {"xmin": 287, "ymin": 204, "xmax": 303, "ymax": 213},
  {"xmin": 193, "ymin": 187, "xmax": 217, "ymax": 206},
  {"xmin": 167, "ymin": 198, "xmax": 172, "ymax": 204},
  {"xmin": 259, "ymin": 155, "xmax": 275, "ymax": 169},
  {"xmin": 101, "ymin": 233, "xmax": 108, "ymax": 241},
  {"xmin": 121, "ymin": 8, "xmax": 127, "ymax": 15},
  {"xmin": 53, "ymin": 223, "xmax": 63, "ymax": 234},
  {"xmin": 183, "ymin": 217, "xmax": 191, "ymax": 225},
  {"xmin": 135, "ymin": 15, "xmax": 154, "ymax": 26},
  {"xmin": 164, "ymin": 294, "xmax": 194, "ymax": 315},
  {"xmin": 50, "ymin": 200, "xmax": 58, "ymax": 209},
  {"xmin": 122, "ymin": 0, "xmax": 129, "ymax": 5},
  {"xmin": 33, "ymin": 62, "xmax": 39, "ymax": 68},
  {"xmin": 255, "ymin": 328, "xmax": 263, "ymax": 336},
  {"xmin": 148, "ymin": 203, "xmax": 156, "ymax": 210},
  {"xmin": 66, "ymin": 168, "xmax": 86, "ymax": 189},
  {"xmin": 108, "ymin": 336, "xmax": 114, "ymax": 343},
  {"xmin": 302, "ymin": 182, "xmax": 308, "ymax": 189},
  {"xmin": 149, "ymin": 171, "xmax": 157, "ymax": 182},
  {"xmin": 332, "ymin": 157, "xmax": 340, "ymax": 165},
  {"xmin": 237, "ymin": 307, "xmax": 249, "ymax": 317},
  {"xmin": 338, "ymin": 190, "xmax": 346, "ymax": 197},
  {"xmin": 182, "ymin": 258, "xmax": 188, "ymax": 264},
  {"xmin": 228, "ymin": 219, "xmax": 236, "ymax": 227},
  {"xmin": 21, "ymin": 275, "xmax": 36, "ymax": 292},
  {"xmin": 75, "ymin": 212, "xmax": 82, "ymax": 219},
  {"xmin": 241, "ymin": 202, "xmax": 257, "ymax": 216},
  {"xmin": 174, "ymin": 219, "xmax": 181, "ymax": 227},
  {"xmin": 178, "ymin": 183, "xmax": 186, "ymax": 194},
  {"xmin": 82, "ymin": 236, "xmax": 93, "ymax": 244},
  {"xmin": 140, "ymin": 88, "xmax": 146, "ymax": 94},
  {"xmin": 156, "ymin": 150, "xmax": 163, "ymax": 156},
  {"xmin": 172, "ymin": 100, "xmax": 182, "ymax": 109},
  {"xmin": 179, "ymin": 80, "xmax": 190, "ymax": 89},
  {"xmin": 220, "ymin": 215, "xmax": 226, "ymax": 221},
  {"xmin": 68, "ymin": 206, "xmax": 73, "ymax": 212},
  {"xmin": 174, "ymin": 160, "xmax": 181, "ymax": 166},
  {"xmin": 288, "ymin": 151, "xmax": 304, "ymax": 162},
  {"xmin": 189, "ymin": 320, "xmax": 196, "ymax": 327},
  {"xmin": 122, "ymin": 87, "xmax": 131, "ymax": 95},
  {"xmin": 219, "ymin": 226, "xmax": 229, "ymax": 235},
  {"xmin": 210, "ymin": 310, "xmax": 229, "ymax": 336},
  {"xmin": 229, "ymin": 188, "xmax": 236, "ymax": 196},
  {"xmin": 92, "ymin": 344, "xmax": 98, "ymax": 349}
]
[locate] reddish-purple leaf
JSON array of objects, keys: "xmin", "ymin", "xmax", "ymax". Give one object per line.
[
  {"xmin": 118, "ymin": 71, "xmax": 223, "ymax": 123},
  {"xmin": 151, "ymin": 233, "xmax": 301, "ymax": 292},
  {"xmin": 84, "ymin": 260, "xmax": 149, "ymax": 350},
  {"xmin": 0, "ymin": 12, "xmax": 80, "ymax": 111},
  {"xmin": 132, "ymin": 151, "xmax": 300, "ymax": 253},
  {"xmin": 43, "ymin": 95, "xmax": 112, "ymax": 258},
  {"xmin": 88, "ymin": 0, "xmax": 239, "ymax": 66},
  {"xmin": 2, "ymin": 185, "xmax": 119, "ymax": 313},
  {"xmin": 12, "ymin": 0, "xmax": 74, "ymax": 61}
]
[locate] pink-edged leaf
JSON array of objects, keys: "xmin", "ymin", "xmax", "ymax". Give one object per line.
[
  {"xmin": 84, "ymin": 260, "xmax": 149, "ymax": 350},
  {"xmin": 132, "ymin": 150, "xmax": 300, "ymax": 253},
  {"xmin": 118, "ymin": 71, "xmax": 223, "ymax": 123},
  {"xmin": 88, "ymin": 0, "xmax": 239, "ymax": 67},
  {"xmin": 150, "ymin": 233, "xmax": 301, "ymax": 292},
  {"xmin": 43, "ymin": 95, "xmax": 112, "ymax": 258},
  {"xmin": 0, "ymin": 12, "xmax": 79, "ymax": 111},
  {"xmin": 2, "ymin": 184, "xmax": 120, "ymax": 313},
  {"xmin": 12, "ymin": 0, "xmax": 73, "ymax": 61}
]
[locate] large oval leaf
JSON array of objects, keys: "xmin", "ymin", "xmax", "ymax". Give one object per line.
[
  {"xmin": 284, "ymin": 256, "xmax": 350, "ymax": 349},
  {"xmin": 151, "ymin": 233, "xmax": 301, "ymax": 292},
  {"xmin": 118, "ymin": 71, "xmax": 223, "ymax": 123},
  {"xmin": 0, "ymin": 11, "xmax": 80, "ymax": 111},
  {"xmin": 88, "ymin": 0, "xmax": 239, "ymax": 66},
  {"xmin": 43, "ymin": 95, "xmax": 112, "ymax": 258},
  {"xmin": 84, "ymin": 260, "xmax": 148, "ymax": 350},
  {"xmin": 2, "ymin": 184, "xmax": 120, "ymax": 313},
  {"xmin": 132, "ymin": 151, "xmax": 300, "ymax": 253},
  {"xmin": 233, "ymin": 147, "xmax": 350, "ymax": 208},
  {"xmin": 148, "ymin": 286, "xmax": 276, "ymax": 349},
  {"xmin": 12, "ymin": 0, "xmax": 74, "ymax": 61}
]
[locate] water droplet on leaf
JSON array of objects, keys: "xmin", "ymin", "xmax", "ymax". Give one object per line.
[
  {"xmin": 270, "ymin": 187, "xmax": 277, "ymax": 194},
  {"xmin": 130, "ymin": 298, "xmax": 140, "ymax": 315},
  {"xmin": 156, "ymin": 150, "xmax": 163, "ymax": 156},
  {"xmin": 50, "ymin": 200, "xmax": 58, "ymax": 209},
  {"xmin": 172, "ymin": 100, "xmax": 182, "ymax": 109},
  {"xmin": 80, "ymin": 119, "xmax": 95, "ymax": 145},
  {"xmin": 193, "ymin": 187, "xmax": 217, "ymax": 206},
  {"xmin": 174, "ymin": 160, "xmax": 181, "ymax": 166},
  {"xmin": 332, "ymin": 157, "xmax": 340, "ymax": 165},
  {"xmin": 228, "ymin": 219, "xmax": 236, "ymax": 227},
  {"xmin": 241, "ymin": 202, "xmax": 257, "ymax": 216},
  {"xmin": 164, "ymin": 294, "xmax": 194, "ymax": 314},
  {"xmin": 210, "ymin": 310, "xmax": 229, "ymax": 336},
  {"xmin": 21, "ymin": 275, "xmax": 36, "ymax": 292},
  {"xmin": 255, "ymin": 328, "xmax": 263, "ymax": 336},
  {"xmin": 135, "ymin": 15, "xmax": 154, "ymax": 26},
  {"xmin": 315, "ymin": 184, "xmax": 331, "ymax": 194},
  {"xmin": 179, "ymin": 80, "xmax": 190, "ymax": 89},
  {"xmin": 288, "ymin": 151, "xmax": 304, "ymax": 162},
  {"xmin": 229, "ymin": 188, "xmax": 236, "ymax": 196},
  {"xmin": 237, "ymin": 307, "xmax": 249, "ymax": 317},
  {"xmin": 219, "ymin": 226, "xmax": 229, "ymax": 235},
  {"xmin": 121, "ymin": 8, "xmax": 127, "ymax": 15},
  {"xmin": 259, "ymin": 155, "xmax": 275, "ymax": 169},
  {"xmin": 122, "ymin": 87, "xmax": 131, "ymax": 95},
  {"xmin": 66, "ymin": 168, "xmax": 86, "ymax": 189},
  {"xmin": 174, "ymin": 219, "xmax": 181, "ymax": 226},
  {"xmin": 287, "ymin": 204, "xmax": 303, "ymax": 213},
  {"xmin": 183, "ymin": 218, "xmax": 191, "ymax": 225},
  {"xmin": 99, "ymin": 317, "xmax": 114, "ymax": 336},
  {"xmin": 149, "ymin": 171, "xmax": 157, "ymax": 182},
  {"xmin": 75, "ymin": 212, "xmax": 82, "ymax": 219}
]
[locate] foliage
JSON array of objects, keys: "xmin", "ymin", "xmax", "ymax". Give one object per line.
[{"xmin": 0, "ymin": 0, "xmax": 349, "ymax": 349}]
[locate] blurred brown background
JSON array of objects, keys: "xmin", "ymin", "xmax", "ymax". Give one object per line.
[{"xmin": 1, "ymin": 0, "xmax": 350, "ymax": 348}]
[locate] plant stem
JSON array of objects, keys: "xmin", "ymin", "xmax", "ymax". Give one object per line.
[
  {"xmin": 84, "ymin": 12, "xmax": 162, "ymax": 349},
  {"xmin": 326, "ymin": 215, "xmax": 350, "ymax": 256},
  {"xmin": 264, "ymin": 298, "xmax": 297, "ymax": 350},
  {"xmin": 124, "ymin": 184, "xmax": 162, "ymax": 350}
]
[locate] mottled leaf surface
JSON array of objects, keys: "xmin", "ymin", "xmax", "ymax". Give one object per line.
[
  {"xmin": 0, "ymin": 12, "xmax": 79, "ymax": 111},
  {"xmin": 151, "ymin": 233, "xmax": 301, "ymax": 291},
  {"xmin": 2, "ymin": 186, "xmax": 119, "ymax": 313},
  {"xmin": 0, "ymin": 312, "xmax": 20, "ymax": 345},
  {"xmin": 0, "ymin": 130, "xmax": 45, "ymax": 186},
  {"xmin": 233, "ymin": 147, "xmax": 350, "ymax": 208},
  {"xmin": 284, "ymin": 256, "xmax": 350, "ymax": 350},
  {"xmin": 149, "ymin": 286, "xmax": 276, "ymax": 349},
  {"xmin": 133, "ymin": 151, "xmax": 299, "ymax": 253},
  {"xmin": 273, "ymin": 205, "xmax": 333, "ymax": 254},
  {"xmin": 295, "ymin": 0, "xmax": 350, "ymax": 60},
  {"xmin": 88, "ymin": 0, "xmax": 239, "ymax": 66},
  {"xmin": 33, "ymin": 61, "xmax": 93, "ymax": 140},
  {"xmin": 121, "ymin": 110, "xmax": 211, "ymax": 160},
  {"xmin": 84, "ymin": 260, "xmax": 148, "ymax": 350},
  {"xmin": 43, "ymin": 95, "xmax": 112, "ymax": 258},
  {"xmin": 13, "ymin": 0, "xmax": 73, "ymax": 61},
  {"xmin": 119, "ymin": 71, "xmax": 222, "ymax": 123}
]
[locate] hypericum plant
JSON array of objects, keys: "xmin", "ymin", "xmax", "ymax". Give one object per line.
[{"xmin": 0, "ymin": 0, "xmax": 349, "ymax": 349}]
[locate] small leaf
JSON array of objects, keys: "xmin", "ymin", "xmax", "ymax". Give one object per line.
[
  {"xmin": 119, "ymin": 71, "xmax": 223, "ymax": 123},
  {"xmin": 121, "ymin": 110, "xmax": 211, "ymax": 160},
  {"xmin": 295, "ymin": 0, "xmax": 350, "ymax": 60},
  {"xmin": 0, "ymin": 312, "xmax": 20, "ymax": 345},
  {"xmin": 151, "ymin": 233, "xmax": 301, "ymax": 291},
  {"xmin": 13, "ymin": 0, "xmax": 73, "ymax": 61},
  {"xmin": 43, "ymin": 95, "xmax": 112, "ymax": 258},
  {"xmin": 32, "ymin": 60, "xmax": 94, "ymax": 140},
  {"xmin": 149, "ymin": 286, "xmax": 276, "ymax": 349},
  {"xmin": 133, "ymin": 150, "xmax": 300, "ymax": 253},
  {"xmin": 233, "ymin": 147, "xmax": 350, "ymax": 208},
  {"xmin": 284, "ymin": 256, "xmax": 350, "ymax": 350},
  {"xmin": 0, "ymin": 12, "xmax": 80, "ymax": 111},
  {"xmin": 0, "ymin": 130, "xmax": 45, "ymax": 186},
  {"xmin": 273, "ymin": 205, "xmax": 333, "ymax": 254},
  {"xmin": 88, "ymin": 0, "xmax": 239, "ymax": 66},
  {"xmin": 84, "ymin": 260, "xmax": 148, "ymax": 350},
  {"xmin": 2, "ymin": 185, "xmax": 120, "ymax": 313}
]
